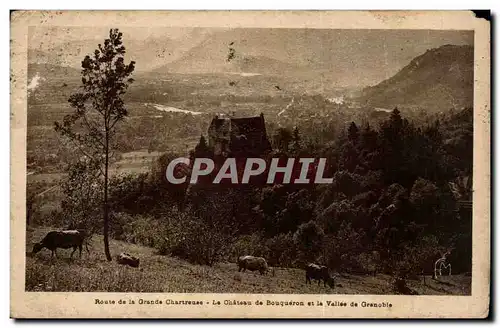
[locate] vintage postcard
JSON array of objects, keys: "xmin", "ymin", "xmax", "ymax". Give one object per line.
[{"xmin": 10, "ymin": 10, "xmax": 490, "ymax": 319}]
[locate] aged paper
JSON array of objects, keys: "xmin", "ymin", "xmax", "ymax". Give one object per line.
[{"xmin": 11, "ymin": 10, "xmax": 490, "ymax": 318}]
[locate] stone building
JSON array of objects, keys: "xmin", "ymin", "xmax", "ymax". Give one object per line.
[{"xmin": 207, "ymin": 113, "xmax": 272, "ymax": 158}]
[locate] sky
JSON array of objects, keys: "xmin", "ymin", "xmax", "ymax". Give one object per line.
[{"xmin": 28, "ymin": 26, "xmax": 209, "ymax": 48}]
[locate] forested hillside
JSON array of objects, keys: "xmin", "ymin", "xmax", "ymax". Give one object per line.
[{"xmin": 32, "ymin": 107, "xmax": 473, "ymax": 279}]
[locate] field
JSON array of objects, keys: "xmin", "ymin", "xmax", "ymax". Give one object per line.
[
  {"xmin": 27, "ymin": 149, "xmax": 165, "ymax": 220},
  {"xmin": 25, "ymin": 227, "xmax": 471, "ymax": 295}
]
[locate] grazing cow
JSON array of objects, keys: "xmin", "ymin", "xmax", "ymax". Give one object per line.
[
  {"xmin": 32, "ymin": 230, "xmax": 89, "ymax": 259},
  {"xmin": 116, "ymin": 253, "xmax": 140, "ymax": 268},
  {"xmin": 238, "ymin": 255, "xmax": 269, "ymax": 275},
  {"xmin": 305, "ymin": 263, "xmax": 335, "ymax": 288}
]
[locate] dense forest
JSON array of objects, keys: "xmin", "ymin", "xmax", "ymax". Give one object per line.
[{"xmin": 32, "ymin": 105, "xmax": 473, "ymax": 279}]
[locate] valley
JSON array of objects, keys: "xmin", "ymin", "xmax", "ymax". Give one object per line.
[
  {"xmin": 26, "ymin": 33, "xmax": 474, "ymax": 227},
  {"xmin": 22, "ymin": 27, "xmax": 475, "ymax": 299}
]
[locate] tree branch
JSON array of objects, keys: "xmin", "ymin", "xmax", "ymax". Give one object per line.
[
  {"xmin": 81, "ymin": 112, "xmax": 105, "ymax": 148},
  {"xmin": 109, "ymin": 116, "xmax": 122, "ymax": 130},
  {"xmin": 56, "ymin": 132, "xmax": 105, "ymax": 176}
]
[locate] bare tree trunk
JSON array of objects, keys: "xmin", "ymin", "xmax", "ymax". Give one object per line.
[{"xmin": 103, "ymin": 128, "xmax": 112, "ymax": 261}]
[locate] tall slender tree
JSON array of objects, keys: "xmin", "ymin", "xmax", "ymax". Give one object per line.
[{"xmin": 55, "ymin": 28, "xmax": 135, "ymax": 261}]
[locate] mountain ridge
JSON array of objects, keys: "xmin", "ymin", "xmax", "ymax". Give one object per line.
[{"xmin": 356, "ymin": 44, "xmax": 473, "ymax": 111}]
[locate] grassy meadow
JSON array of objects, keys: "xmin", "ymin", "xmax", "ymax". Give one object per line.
[{"xmin": 26, "ymin": 226, "xmax": 471, "ymax": 295}]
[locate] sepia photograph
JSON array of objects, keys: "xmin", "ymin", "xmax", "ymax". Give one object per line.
[{"xmin": 10, "ymin": 10, "xmax": 490, "ymax": 318}]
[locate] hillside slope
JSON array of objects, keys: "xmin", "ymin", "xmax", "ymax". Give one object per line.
[
  {"xmin": 26, "ymin": 226, "xmax": 471, "ymax": 295},
  {"xmin": 157, "ymin": 46, "xmax": 308, "ymax": 77},
  {"xmin": 28, "ymin": 63, "xmax": 80, "ymax": 81},
  {"xmin": 357, "ymin": 45, "xmax": 473, "ymax": 111}
]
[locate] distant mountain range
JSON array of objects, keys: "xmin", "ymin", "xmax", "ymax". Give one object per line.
[
  {"xmin": 27, "ymin": 29, "xmax": 474, "ymax": 114},
  {"xmin": 356, "ymin": 45, "xmax": 473, "ymax": 111},
  {"xmin": 150, "ymin": 29, "xmax": 474, "ymax": 88},
  {"xmin": 28, "ymin": 28, "xmax": 473, "ymax": 88},
  {"xmin": 28, "ymin": 35, "xmax": 202, "ymax": 73},
  {"xmin": 158, "ymin": 53, "xmax": 310, "ymax": 77},
  {"xmin": 27, "ymin": 44, "xmax": 475, "ymax": 114}
]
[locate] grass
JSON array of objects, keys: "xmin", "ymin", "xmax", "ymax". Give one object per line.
[{"xmin": 25, "ymin": 226, "xmax": 471, "ymax": 295}]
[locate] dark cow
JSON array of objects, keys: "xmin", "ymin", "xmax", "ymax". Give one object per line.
[
  {"xmin": 305, "ymin": 263, "xmax": 335, "ymax": 288},
  {"xmin": 116, "ymin": 253, "xmax": 140, "ymax": 268},
  {"xmin": 32, "ymin": 230, "xmax": 89, "ymax": 259},
  {"xmin": 238, "ymin": 255, "xmax": 269, "ymax": 275}
]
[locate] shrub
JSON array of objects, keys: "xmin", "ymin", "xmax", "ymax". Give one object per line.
[
  {"xmin": 317, "ymin": 199, "xmax": 356, "ymax": 234},
  {"xmin": 352, "ymin": 251, "xmax": 381, "ymax": 274},
  {"xmin": 390, "ymin": 235, "xmax": 443, "ymax": 278},
  {"xmin": 265, "ymin": 232, "xmax": 297, "ymax": 267},
  {"xmin": 293, "ymin": 221, "xmax": 324, "ymax": 266},
  {"xmin": 321, "ymin": 221, "xmax": 365, "ymax": 272},
  {"xmin": 166, "ymin": 215, "xmax": 234, "ymax": 266},
  {"xmin": 158, "ymin": 192, "xmax": 238, "ymax": 266},
  {"xmin": 228, "ymin": 233, "xmax": 270, "ymax": 262},
  {"xmin": 332, "ymin": 170, "xmax": 363, "ymax": 198},
  {"xmin": 109, "ymin": 212, "xmax": 134, "ymax": 240},
  {"xmin": 119, "ymin": 214, "xmax": 167, "ymax": 247},
  {"xmin": 59, "ymin": 158, "xmax": 102, "ymax": 234}
]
